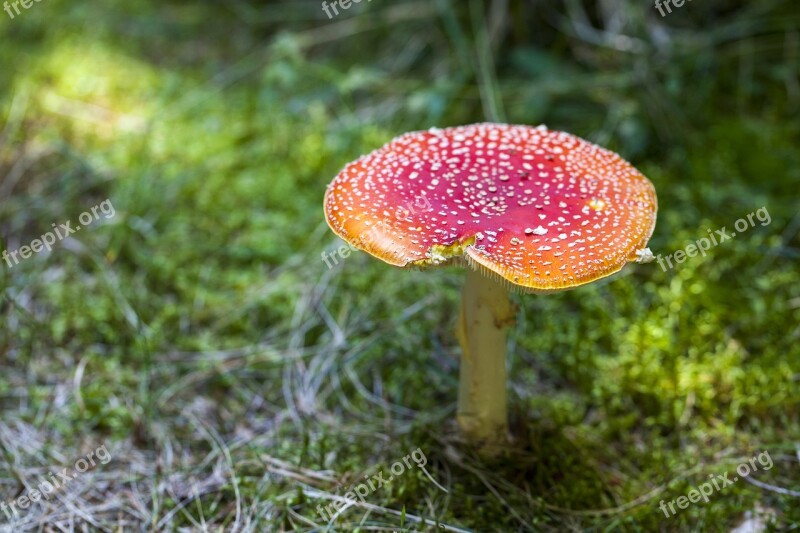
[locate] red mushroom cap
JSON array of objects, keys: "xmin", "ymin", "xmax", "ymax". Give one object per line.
[{"xmin": 324, "ymin": 123, "xmax": 657, "ymax": 292}]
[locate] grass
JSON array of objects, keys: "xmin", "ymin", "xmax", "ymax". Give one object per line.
[{"xmin": 0, "ymin": 0, "xmax": 799, "ymax": 530}]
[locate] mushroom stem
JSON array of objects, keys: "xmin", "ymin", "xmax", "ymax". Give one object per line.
[{"xmin": 456, "ymin": 267, "xmax": 515, "ymax": 448}]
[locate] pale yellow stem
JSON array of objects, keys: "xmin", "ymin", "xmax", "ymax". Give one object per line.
[{"xmin": 456, "ymin": 267, "xmax": 515, "ymax": 448}]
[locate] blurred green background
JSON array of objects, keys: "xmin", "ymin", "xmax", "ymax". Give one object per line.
[{"xmin": 0, "ymin": 0, "xmax": 798, "ymax": 531}]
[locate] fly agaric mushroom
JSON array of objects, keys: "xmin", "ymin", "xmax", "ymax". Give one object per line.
[{"xmin": 323, "ymin": 123, "xmax": 657, "ymax": 447}]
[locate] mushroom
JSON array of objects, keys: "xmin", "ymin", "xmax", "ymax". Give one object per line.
[{"xmin": 323, "ymin": 123, "xmax": 657, "ymax": 448}]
